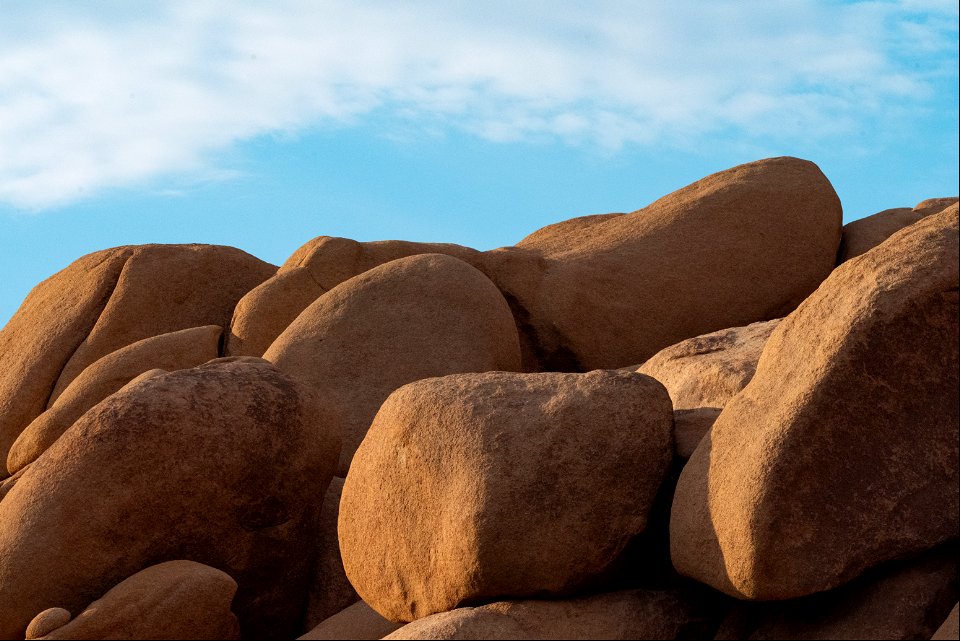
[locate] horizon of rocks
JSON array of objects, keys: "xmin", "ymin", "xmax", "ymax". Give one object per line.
[{"xmin": 0, "ymin": 156, "xmax": 956, "ymax": 640}]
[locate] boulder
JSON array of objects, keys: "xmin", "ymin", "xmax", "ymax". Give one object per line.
[
  {"xmin": 7, "ymin": 325, "xmax": 221, "ymax": 474},
  {"xmin": 0, "ymin": 358, "xmax": 340, "ymax": 640},
  {"xmin": 34, "ymin": 560, "xmax": 240, "ymax": 640},
  {"xmin": 672, "ymin": 408, "xmax": 722, "ymax": 460},
  {"xmin": 932, "ymin": 604, "xmax": 959, "ymax": 641},
  {"xmin": 839, "ymin": 197, "xmax": 958, "ymax": 262},
  {"xmin": 228, "ymin": 237, "xmax": 482, "ymax": 357},
  {"xmin": 382, "ymin": 589, "xmax": 713, "ymax": 640},
  {"xmin": 265, "ymin": 253, "xmax": 521, "ymax": 475},
  {"xmin": 339, "ymin": 370, "xmax": 673, "ymax": 622},
  {"xmin": 299, "ymin": 602, "xmax": 402, "ymax": 641},
  {"xmin": 481, "ymin": 156, "xmax": 841, "ymax": 371},
  {"xmin": 49, "ymin": 244, "xmax": 275, "ymax": 400},
  {"xmin": 670, "ymin": 205, "xmax": 959, "ymax": 600},
  {"xmin": 713, "ymin": 543, "xmax": 958, "ymax": 640},
  {"xmin": 24, "ymin": 608, "xmax": 70, "ymax": 640},
  {"xmin": 0, "ymin": 247, "xmax": 131, "ymax": 471},
  {"xmin": 913, "ymin": 197, "xmax": 958, "ymax": 217},
  {"xmin": 303, "ymin": 477, "xmax": 359, "ymax": 631}
]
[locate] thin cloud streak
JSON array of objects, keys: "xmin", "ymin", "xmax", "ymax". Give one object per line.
[{"xmin": 0, "ymin": 0, "xmax": 955, "ymax": 209}]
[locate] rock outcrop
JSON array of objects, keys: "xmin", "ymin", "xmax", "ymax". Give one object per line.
[
  {"xmin": 299, "ymin": 602, "xmax": 402, "ymax": 641},
  {"xmin": 671, "ymin": 205, "xmax": 959, "ymax": 600},
  {"xmin": 838, "ymin": 196, "xmax": 958, "ymax": 262},
  {"xmin": 339, "ymin": 370, "xmax": 673, "ymax": 622}
]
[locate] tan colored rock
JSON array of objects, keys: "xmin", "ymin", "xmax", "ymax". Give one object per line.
[
  {"xmin": 50, "ymin": 244, "xmax": 275, "ymax": 401},
  {"xmin": 265, "ymin": 253, "xmax": 521, "ymax": 475},
  {"xmin": 37, "ymin": 560, "xmax": 240, "ymax": 640},
  {"xmin": 637, "ymin": 319, "xmax": 779, "ymax": 411},
  {"xmin": 340, "ymin": 370, "xmax": 673, "ymax": 622},
  {"xmin": 299, "ymin": 601, "xmax": 401, "ymax": 640},
  {"xmin": 713, "ymin": 543, "xmax": 958, "ymax": 640},
  {"xmin": 228, "ymin": 236, "xmax": 482, "ymax": 357},
  {"xmin": 913, "ymin": 196, "xmax": 958, "ymax": 217},
  {"xmin": 304, "ymin": 477, "xmax": 359, "ymax": 631},
  {"xmin": 0, "ymin": 358, "xmax": 339, "ymax": 640},
  {"xmin": 24, "ymin": 608, "xmax": 70, "ymax": 639},
  {"xmin": 932, "ymin": 603, "xmax": 959, "ymax": 641},
  {"xmin": 7, "ymin": 325, "xmax": 221, "ymax": 474},
  {"xmin": 673, "ymin": 408, "xmax": 721, "ymax": 460},
  {"xmin": 670, "ymin": 205, "xmax": 960, "ymax": 600},
  {"xmin": 481, "ymin": 156, "xmax": 840, "ymax": 371},
  {"xmin": 0, "ymin": 247, "xmax": 131, "ymax": 471},
  {"xmin": 383, "ymin": 589, "xmax": 712, "ymax": 640}
]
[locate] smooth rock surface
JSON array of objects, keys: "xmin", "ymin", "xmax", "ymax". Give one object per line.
[
  {"xmin": 304, "ymin": 477, "xmax": 359, "ymax": 631},
  {"xmin": 7, "ymin": 325, "xmax": 221, "ymax": 474},
  {"xmin": 382, "ymin": 589, "xmax": 713, "ymax": 640},
  {"xmin": 50, "ymin": 244, "xmax": 275, "ymax": 400},
  {"xmin": 0, "ymin": 247, "xmax": 131, "ymax": 471},
  {"xmin": 839, "ymin": 197, "xmax": 958, "ymax": 262},
  {"xmin": 24, "ymin": 608, "xmax": 70, "ymax": 640},
  {"xmin": 482, "ymin": 156, "xmax": 841, "ymax": 370},
  {"xmin": 228, "ymin": 236, "xmax": 482, "ymax": 357},
  {"xmin": 299, "ymin": 601, "xmax": 401, "ymax": 641},
  {"xmin": 340, "ymin": 370, "xmax": 673, "ymax": 622},
  {"xmin": 37, "ymin": 560, "xmax": 240, "ymax": 640},
  {"xmin": 0, "ymin": 358, "xmax": 339, "ymax": 640},
  {"xmin": 671, "ymin": 205, "xmax": 960, "ymax": 600},
  {"xmin": 265, "ymin": 253, "xmax": 521, "ymax": 475}
]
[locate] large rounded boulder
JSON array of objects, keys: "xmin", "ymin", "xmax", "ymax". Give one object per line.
[
  {"xmin": 264, "ymin": 253, "xmax": 521, "ymax": 475},
  {"xmin": 482, "ymin": 156, "xmax": 841, "ymax": 371},
  {"xmin": 0, "ymin": 358, "xmax": 340, "ymax": 639},
  {"xmin": 339, "ymin": 370, "xmax": 673, "ymax": 622},
  {"xmin": 670, "ymin": 204, "xmax": 959, "ymax": 600}
]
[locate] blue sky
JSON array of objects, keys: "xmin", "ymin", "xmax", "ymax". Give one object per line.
[{"xmin": 1, "ymin": 1, "xmax": 957, "ymax": 326}]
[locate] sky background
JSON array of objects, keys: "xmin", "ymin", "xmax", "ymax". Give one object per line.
[{"xmin": 1, "ymin": 0, "xmax": 957, "ymax": 326}]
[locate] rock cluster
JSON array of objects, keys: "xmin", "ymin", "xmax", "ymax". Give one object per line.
[{"xmin": 0, "ymin": 158, "xmax": 955, "ymax": 640}]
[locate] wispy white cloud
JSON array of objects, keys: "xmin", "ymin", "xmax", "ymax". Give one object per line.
[{"xmin": 0, "ymin": 0, "xmax": 955, "ymax": 209}]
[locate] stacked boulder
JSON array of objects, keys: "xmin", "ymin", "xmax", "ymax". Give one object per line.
[{"xmin": 0, "ymin": 158, "xmax": 956, "ymax": 640}]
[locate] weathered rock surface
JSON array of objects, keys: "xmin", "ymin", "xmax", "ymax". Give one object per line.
[
  {"xmin": 228, "ymin": 236, "xmax": 482, "ymax": 357},
  {"xmin": 671, "ymin": 205, "xmax": 960, "ymax": 600},
  {"xmin": 265, "ymin": 253, "xmax": 521, "ymax": 475},
  {"xmin": 34, "ymin": 560, "xmax": 240, "ymax": 640},
  {"xmin": 673, "ymin": 408, "xmax": 722, "ymax": 460},
  {"xmin": 838, "ymin": 197, "xmax": 958, "ymax": 262},
  {"xmin": 304, "ymin": 477, "xmax": 359, "ymax": 631},
  {"xmin": 0, "ymin": 358, "xmax": 339, "ymax": 640},
  {"xmin": 340, "ymin": 370, "xmax": 673, "ymax": 622},
  {"xmin": 299, "ymin": 602, "xmax": 402, "ymax": 641},
  {"xmin": 7, "ymin": 325, "xmax": 221, "ymax": 475},
  {"xmin": 382, "ymin": 589, "xmax": 713, "ymax": 640},
  {"xmin": 481, "ymin": 156, "xmax": 841, "ymax": 370},
  {"xmin": 50, "ymin": 244, "xmax": 275, "ymax": 400},
  {"xmin": 932, "ymin": 603, "xmax": 959, "ymax": 641},
  {"xmin": 24, "ymin": 608, "xmax": 70, "ymax": 640},
  {"xmin": 0, "ymin": 247, "xmax": 131, "ymax": 471},
  {"xmin": 713, "ymin": 543, "xmax": 958, "ymax": 640}
]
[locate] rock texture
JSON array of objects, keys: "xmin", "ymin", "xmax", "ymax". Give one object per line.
[
  {"xmin": 299, "ymin": 602, "xmax": 402, "ymax": 641},
  {"xmin": 304, "ymin": 477, "xmax": 359, "ymax": 631},
  {"xmin": 49, "ymin": 244, "xmax": 275, "ymax": 400},
  {"xmin": 932, "ymin": 603, "xmax": 959, "ymax": 641},
  {"xmin": 0, "ymin": 247, "xmax": 131, "ymax": 472},
  {"xmin": 35, "ymin": 560, "xmax": 240, "ymax": 640},
  {"xmin": 24, "ymin": 608, "xmax": 70, "ymax": 640},
  {"xmin": 7, "ymin": 325, "xmax": 221, "ymax": 474},
  {"xmin": 339, "ymin": 370, "xmax": 673, "ymax": 622},
  {"xmin": 265, "ymin": 253, "xmax": 521, "ymax": 475},
  {"xmin": 482, "ymin": 156, "xmax": 841, "ymax": 370},
  {"xmin": 838, "ymin": 196, "xmax": 958, "ymax": 262},
  {"xmin": 671, "ymin": 205, "xmax": 960, "ymax": 600},
  {"xmin": 0, "ymin": 358, "xmax": 339, "ymax": 640},
  {"xmin": 228, "ymin": 236, "xmax": 482, "ymax": 357},
  {"xmin": 382, "ymin": 589, "xmax": 713, "ymax": 640}
]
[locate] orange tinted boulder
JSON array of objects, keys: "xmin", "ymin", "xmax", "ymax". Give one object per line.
[
  {"xmin": 933, "ymin": 603, "xmax": 959, "ymax": 641},
  {"xmin": 7, "ymin": 325, "xmax": 221, "ymax": 474},
  {"xmin": 299, "ymin": 602, "xmax": 401, "ymax": 641},
  {"xmin": 303, "ymin": 477, "xmax": 359, "ymax": 631},
  {"xmin": 50, "ymin": 244, "xmax": 275, "ymax": 400},
  {"xmin": 839, "ymin": 197, "xmax": 959, "ymax": 262},
  {"xmin": 0, "ymin": 247, "xmax": 131, "ymax": 470},
  {"xmin": 227, "ymin": 237, "xmax": 482, "ymax": 357},
  {"xmin": 482, "ymin": 157, "xmax": 840, "ymax": 371},
  {"xmin": 339, "ymin": 370, "xmax": 673, "ymax": 622},
  {"xmin": 265, "ymin": 253, "xmax": 521, "ymax": 475},
  {"xmin": 36, "ymin": 560, "xmax": 240, "ymax": 640},
  {"xmin": 670, "ymin": 205, "xmax": 959, "ymax": 600},
  {"xmin": 913, "ymin": 196, "xmax": 958, "ymax": 217},
  {"xmin": 0, "ymin": 358, "xmax": 339, "ymax": 640},
  {"xmin": 24, "ymin": 608, "xmax": 70, "ymax": 639},
  {"xmin": 382, "ymin": 589, "xmax": 712, "ymax": 640}
]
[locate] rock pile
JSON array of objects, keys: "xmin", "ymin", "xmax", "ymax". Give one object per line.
[{"xmin": 0, "ymin": 157, "xmax": 955, "ymax": 640}]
